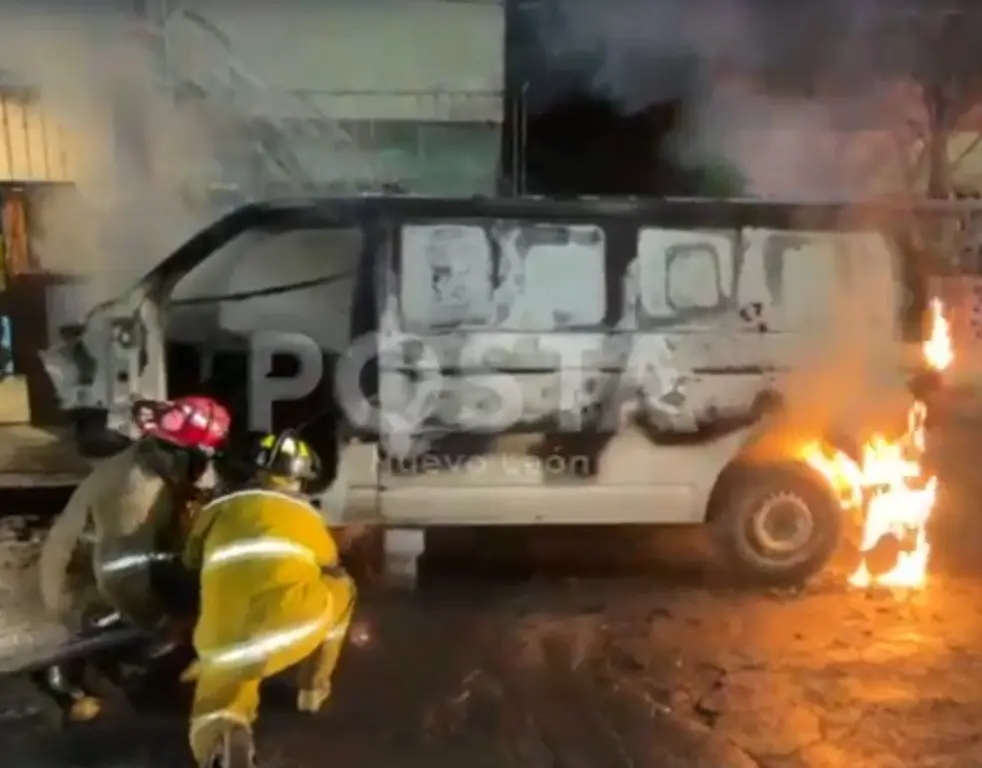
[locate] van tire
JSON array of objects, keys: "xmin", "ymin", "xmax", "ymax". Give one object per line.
[{"xmin": 710, "ymin": 462, "xmax": 842, "ymax": 585}]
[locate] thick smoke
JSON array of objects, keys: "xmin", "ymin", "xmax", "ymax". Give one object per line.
[
  {"xmin": 1, "ymin": 1, "xmax": 913, "ymax": 314},
  {"xmin": 0, "ymin": 8, "xmax": 250, "ymax": 313},
  {"xmin": 522, "ymin": 0, "xmax": 929, "ymax": 433},
  {"xmin": 524, "ymin": 0, "xmax": 910, "ymax": 200}
]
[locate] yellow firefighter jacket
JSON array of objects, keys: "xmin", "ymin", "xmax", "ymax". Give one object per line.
[
  {"xmin": 38, "ymin": 440, "xmax": 193, "ymax": 629},
  {"xmin": 182, "ymin": 488, "xmax": 343, "ymax": 669}
]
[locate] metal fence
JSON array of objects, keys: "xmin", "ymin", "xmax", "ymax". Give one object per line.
[
  {"xmin": 165, "ymin": 78, "xmax": 503, "ymax": 198},
  {"xmin": 130, "ymin": 11, "xmax": 504, "ymax": 199},
  {"xmin": 221, "ymin": 114, "xmax": 502, "ymax": 199}
]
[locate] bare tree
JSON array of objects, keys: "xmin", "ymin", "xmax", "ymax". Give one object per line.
[
  {"xmin": 872, "ymin": 3, "xmax": 982, "ymax": 200},
  {"xmin": 831, "ymin": 2, "xmax": 982, "ymax": 279}
]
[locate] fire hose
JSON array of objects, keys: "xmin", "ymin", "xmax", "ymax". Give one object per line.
[{"xmin": 10, "ymin": 625, "xmax": 151, "ymax": 675}]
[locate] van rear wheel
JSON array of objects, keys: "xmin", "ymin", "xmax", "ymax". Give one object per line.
[{"xmin": 710, "ymin": 462, "xmax": 842, "ymax": 585}]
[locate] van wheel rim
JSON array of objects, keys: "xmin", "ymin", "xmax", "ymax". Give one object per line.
[{"xmin": 750, "ymin": 492, "xmax": 815, "ymax": 557}]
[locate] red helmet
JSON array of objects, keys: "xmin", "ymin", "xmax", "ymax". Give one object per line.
[{"xmin": 134, "ymin": 396, "xmax": 231, "ymax": 454}]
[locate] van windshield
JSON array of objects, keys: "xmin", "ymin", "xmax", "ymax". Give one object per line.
[{"xmin": 168, "ymin": 226, "xmax": 363, "ymax": 352}]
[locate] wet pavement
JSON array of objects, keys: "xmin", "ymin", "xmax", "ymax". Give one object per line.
[
  {"xmin": 4, "ymin": 418, "xmax": 982, "ymax": 768},
  {"xmin": 6, "ymin": 573, "xmax": 982, "ymax": 768}
]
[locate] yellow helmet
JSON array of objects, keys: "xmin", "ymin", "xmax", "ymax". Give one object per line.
[{"xmin": 254, "ymin": 430, "xmax": 320, "ymax": 481}]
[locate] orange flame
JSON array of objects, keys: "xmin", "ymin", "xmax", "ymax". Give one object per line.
[
  {"xmin": 924, "ymin": 298, "xmax": 953, "ymax": 372},
  {"xmin": 802, "ymin": 299, "xmax": 952, "ymax": 588}
]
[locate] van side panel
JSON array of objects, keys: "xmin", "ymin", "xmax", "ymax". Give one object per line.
[{"xmin": 353, "ymin": 206, "xmax": 905, "ymax": 526}]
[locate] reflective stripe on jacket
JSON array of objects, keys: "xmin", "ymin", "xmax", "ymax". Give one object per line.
[{"xmin": 183, "ymin": 488, "xmax": 344, "ymax": 660}]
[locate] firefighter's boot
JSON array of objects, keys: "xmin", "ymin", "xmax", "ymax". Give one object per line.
[
  {"xmin": 68, "ymin": 695, "xmax": 102, "ymax": 723},
  {"xmin": 296, "ymin": 682, "xmax": 331, "ymax": 715},
  {"xmin": 43, "ymin": 664, "xmax": 102, "ymax": 723},
  {"xmin": 295, "ymin": 631, "xmax": 346, "ymax": 714},
  {"xmin": 199, "ymin": 723, "xmax": 256, "ymax": 768}
]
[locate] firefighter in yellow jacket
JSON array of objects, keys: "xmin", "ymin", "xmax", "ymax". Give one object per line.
[{"xmin": 183, "ymin": 431, "xmax": 355, "ymax": 768}]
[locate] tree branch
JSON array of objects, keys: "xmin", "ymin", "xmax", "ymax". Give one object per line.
[
  {"xmin": 905, "ymin": 117, "xmax": 927, "ymax": 142},
  {"xmin": 891, "ymin": 129, "xmax": 927, "ymax": 192},
  {"xmin": 949, "ymin": 131, "xmax": 982, "ymax": 173},
  {"xmin": 947, "ymin": 86, "xmax": 982, "ymax": 130}
]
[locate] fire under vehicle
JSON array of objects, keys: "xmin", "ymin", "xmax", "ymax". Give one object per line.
[{"xmin": 32, "ymin": 195, "xmax": 947, "ymax": 589}]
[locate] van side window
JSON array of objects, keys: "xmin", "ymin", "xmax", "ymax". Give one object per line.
[
  {"xmin": 168, "ymin": 227, "xmax": 362, "ymax": 353},
  {"xmin": 496, "ymin": 223, "xmax": 605, "ymax": 329},
  {"xmin": 400, "ymin": 225, "xmax": 494, "ymax": 329},
  {"xmin": 756, "ymin": 230, "xmax": 837, "ymax": 332},
  {"xmin": 667, "ymin": 244, "xmax": 724, "ymax": 311},
  {"xmin": 398, "ymin": 221, "xmax": 606, "ymax": 331},
  {"xmin": 743, "ymin": 229, "xmax": 849, "ymax": 333},
  {"xmin": 636, "ymin": 228, "xmax": 735, "ymax": 323}
]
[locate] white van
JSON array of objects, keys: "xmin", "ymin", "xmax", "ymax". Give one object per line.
[{"xmin": 40, "ymin": 196, "xmax": 935, "ymax": 584}]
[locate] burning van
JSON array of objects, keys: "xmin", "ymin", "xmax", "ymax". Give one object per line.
[{"xmin": 39, "ymin": 196, "xmax": 948, "ymax": 586}]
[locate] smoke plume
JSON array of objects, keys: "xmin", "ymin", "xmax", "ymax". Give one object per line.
[
  {"xmin": 518, "ymin": 0, "xmax": 930, "ymax": 431},
  {"xmin": 521, "ymin": 0, "xmax": 910, "ymax": 200},
  {"xmin": 0, "ymin": 7, "xmax": 241, "ymax": 313}
]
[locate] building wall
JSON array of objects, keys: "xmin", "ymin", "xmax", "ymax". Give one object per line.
[
  {"xmin": 280, "ymin": 119, "xmax": 501, "ymax": 195},
  {"xmin": 159, "ymin": 0, "xmax": 504, "ymax": 194},
  {"xmin": 0, "ymin": 0, "xmax": 505, "ymax": 194},
  {"xmin": 164, "ymin": 0, "xmax": 503, "ymax": 116}
]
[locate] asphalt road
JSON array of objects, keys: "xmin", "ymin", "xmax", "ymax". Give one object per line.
[
  {"xmin": 7, "ymin": 572, "xmax": 982, "ymax": 768},
  {"xmin": 4, "ymin": 416, "xmax": 982, "ymax": 768}
]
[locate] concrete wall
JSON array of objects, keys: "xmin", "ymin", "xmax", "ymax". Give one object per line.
[
  {"xmin": 164, "ymin": 0, "xmax": 503, "ymax": 121},
  {"xmin": 0, "ymin": 0, "xmax": 505, "ymax": 195},
  {"xmin": 159, "ymin": 0, "xmax": 504, "ymax": 194}
]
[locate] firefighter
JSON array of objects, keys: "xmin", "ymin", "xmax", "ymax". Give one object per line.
[
  {"xmin": 183, "ymin": 431, "xmax": 355, "ymax": 768},
  {"xmin": 37, "ymin": 395, "xmax": 231, "ymax": 720}
]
